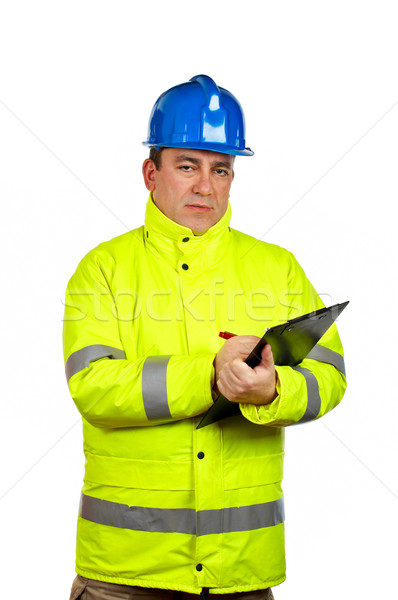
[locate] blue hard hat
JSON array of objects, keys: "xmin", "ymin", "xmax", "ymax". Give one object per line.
[{"xmin": 143, "ymin": 75, "xmax": 254, "ymax": 156}]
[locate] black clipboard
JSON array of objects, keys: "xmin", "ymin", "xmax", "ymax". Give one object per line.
[{"xmin": 197, "ymin": 301, "xmax": 349, "ymax": 429}]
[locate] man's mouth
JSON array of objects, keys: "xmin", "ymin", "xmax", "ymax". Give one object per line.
[{"xmin": 186, "ymin": 203, "xmax": 213, "ymax": 212}]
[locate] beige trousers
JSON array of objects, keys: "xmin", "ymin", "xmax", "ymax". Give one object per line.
[{"xmin": 69, "ymin": 575, "xmax": 275, "ymax": 600}]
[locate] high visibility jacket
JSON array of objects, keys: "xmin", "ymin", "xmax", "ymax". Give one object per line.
[{"xmin": 63, "ymin": 196, "xmax": 346, "ymax": 595}]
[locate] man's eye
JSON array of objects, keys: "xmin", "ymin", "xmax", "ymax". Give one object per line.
[
  {"xmin": 215, "ymin": 169, "xmax": 229, "ymax": 176},
  {"xmin": 179, "ymin": 165, "xmax": 193, "ymax": 172}
]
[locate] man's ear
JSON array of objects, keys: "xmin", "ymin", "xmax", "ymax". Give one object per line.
[{"xmin": 142, "ymin": 159, "xmax": 157, "ymax": 191}]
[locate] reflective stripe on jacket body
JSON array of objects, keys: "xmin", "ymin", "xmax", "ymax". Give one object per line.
[{"xmin": 63, "ymin": 196, "xmax": 346, "ymax": 594}]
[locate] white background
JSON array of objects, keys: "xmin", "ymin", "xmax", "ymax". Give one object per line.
[{"xmin": 1, "ymin": 1, "xmax": 397, "ymax": 598}]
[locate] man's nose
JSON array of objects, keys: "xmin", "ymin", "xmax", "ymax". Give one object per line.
[{"xmin": 192, "ymin": 172, "xmax": 212, "ymax": 195}]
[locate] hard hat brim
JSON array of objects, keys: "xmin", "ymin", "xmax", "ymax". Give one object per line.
[{"xmin": 142, "ymin": 141, "xmax": 254, "ymax": 157}]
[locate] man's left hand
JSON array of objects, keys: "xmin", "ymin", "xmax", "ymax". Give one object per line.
[{"xmin": 216, "ymin": 342, "xmax": 278, "ymax": 405}]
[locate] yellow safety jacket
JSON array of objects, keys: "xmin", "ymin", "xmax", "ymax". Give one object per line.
[{"xmin": 63, "ymin": 195, "xmax": 346, "ymax": 595}]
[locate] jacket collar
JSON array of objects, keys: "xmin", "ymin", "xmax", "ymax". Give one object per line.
[{"xmin": 144, "ymin": 194, "xmax": 232, "ymax": 270}]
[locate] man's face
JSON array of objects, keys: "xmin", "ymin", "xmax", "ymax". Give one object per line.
[{"xmin": 142, "ymin": 148, "xmax": 235, "ymax": 234}]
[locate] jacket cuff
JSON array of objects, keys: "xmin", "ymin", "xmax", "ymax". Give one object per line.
[{"xmin": 239, "ymin": 366, "xmax": 298, "ymax": 426}]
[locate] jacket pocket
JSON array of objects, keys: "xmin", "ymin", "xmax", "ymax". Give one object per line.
[
  {"xmin": 223, "ymin": 453, "xmax": 284, "ymax": 489},
  {"xmin": 84, "ymin": 452, "xmax": 195, "ymax": 490}
]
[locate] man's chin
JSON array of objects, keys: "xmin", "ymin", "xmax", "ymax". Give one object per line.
[{"xmin": 187, "ymin": 217, "xmax": 214, "ymax": 235}]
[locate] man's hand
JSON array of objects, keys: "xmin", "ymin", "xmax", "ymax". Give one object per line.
[{"xmin": 214, "ymin": 335, "xmax": 278, "ymax": 405}]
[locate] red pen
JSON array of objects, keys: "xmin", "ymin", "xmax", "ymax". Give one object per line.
[{"xmin": 219, "ymin": 331, "xmax": 237, "ymax": 340}]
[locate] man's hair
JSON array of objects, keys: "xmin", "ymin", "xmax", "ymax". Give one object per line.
[{"xmin": 149, "ymin": 147, "xmax": 165, "ymax": 170}]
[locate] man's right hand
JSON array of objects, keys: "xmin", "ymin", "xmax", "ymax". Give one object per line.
[
  {"xmin": 213, "ymin": 335, "xmax": 277, "ymax": 405},
  {"xmin": 213, "ymin": 335, "xmax": 261, "ymax": 395}
]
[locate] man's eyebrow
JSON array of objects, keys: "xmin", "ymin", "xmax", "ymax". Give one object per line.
[
  {"xmin": 211, "ymin": 160, "xmax": 234, "ymax": 170},
  {"xmin": 174, "ymin": 154, "xmax": 201, "ymax": 165},
  {"xmin": 174, "ymin": 154, "xmax": 233, "ymax": 169}
]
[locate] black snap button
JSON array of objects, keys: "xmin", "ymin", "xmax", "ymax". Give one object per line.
[
  {"xmin": 182, "ymin": 237, "xmax": 189, "ymax": 242},
  {"xmin": 182, "ymin": 263, "xmax": 189, "ymax": 270},
  {"xmin": 197, "ymin": 452, "xmax": 205, "ymax": 459},
  {"xmin": 196, "ymin": 564, "xmax": 203, "ymax": 572}
]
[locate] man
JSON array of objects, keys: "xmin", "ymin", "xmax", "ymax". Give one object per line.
[{"xmin": 64, "ymin": 75, "xmax": 346, "ymax": 599}]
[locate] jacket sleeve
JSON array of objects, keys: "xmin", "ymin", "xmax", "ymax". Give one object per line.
[
  {"xmin": 63, "ymin": 251, "xmax": 215, "ymax": 429},
  {"xmin": 240, "ymin": 252, "xmax": 347, "ymax": 427}
]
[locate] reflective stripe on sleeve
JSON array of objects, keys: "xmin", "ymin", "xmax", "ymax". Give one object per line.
[
  {"xmin": 79, "ymin": 493, "xmax": 284, "ymax": 535},
  {"xmin": 142, "ymin": 356, "xmax": 171, "ymax": 420},
  {"xmin": 291, "ymin": 366, "xmax": 321, "ymax": 423},
  {"xmin": 65, "ymin": 344, "xmax": 126, "ymax": 382},
  {"xmin": 306, "ymin": 344, "xmax": 346, "ymax": 376}
]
